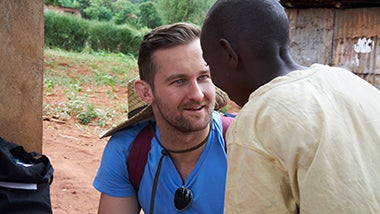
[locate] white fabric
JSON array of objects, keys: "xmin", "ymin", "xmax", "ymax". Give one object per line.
[{"xmin": 225, "ymin": 64, "xmax": 380, "ymax": 213}]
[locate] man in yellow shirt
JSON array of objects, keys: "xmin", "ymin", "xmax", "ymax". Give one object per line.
[{"xmin": 201, "ymin": 0, "xmax": 380, "ymax": 213}]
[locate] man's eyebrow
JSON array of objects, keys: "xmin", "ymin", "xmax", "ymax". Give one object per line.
[
  {"xmin": 200, "ymin": 67, "xmax": 211, "ymax": 74},
  {"xmin": 164, "ymin": 74, "xmax": 187, "ymax": 83},
  {"xmin": 164, "ymin": 69, "xmax": 210, "ymax": 84}
]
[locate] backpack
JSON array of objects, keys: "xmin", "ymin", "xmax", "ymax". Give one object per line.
[
  {"xmin": 0, "ymin": 137, "xmax": 54, "ymax": 214},
  {"xmin": 127, "ymin": 113, "xmax": 234, "ymax": 190}
]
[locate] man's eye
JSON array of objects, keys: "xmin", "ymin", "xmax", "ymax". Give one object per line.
[
  {"xmin": 173, "ymin": 79, "xmax": 184, "ymax": 85},
  {"xmin": 199, "ymin": 75, "xmax": 210, "ymax": 81}
]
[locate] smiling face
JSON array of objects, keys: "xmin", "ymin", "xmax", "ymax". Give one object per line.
[{"xmin": 150, "ymin": 39, "xmax": 215, "ymax": 132}]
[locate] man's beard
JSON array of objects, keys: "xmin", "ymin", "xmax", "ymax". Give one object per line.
[{"xmin": 155, "ymin": 98, "xmax": 213, "ymax": 133}]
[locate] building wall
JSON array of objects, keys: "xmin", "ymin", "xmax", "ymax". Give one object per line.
[
  {"xmin": 287, "ymin": 7, "xmax": 380, "ymax": 89},
  {"xmin": 0, "ymin": 0, "xmax": 44, "ymax": 152}
]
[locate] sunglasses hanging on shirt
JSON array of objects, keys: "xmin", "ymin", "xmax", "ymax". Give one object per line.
[
  {"xmin": 148, "ymin": 120, "xmax": 212, "ymax": 213},
  {"xmin": 174, "ymin": 186, "xmax": 193, "ymax": 210}
]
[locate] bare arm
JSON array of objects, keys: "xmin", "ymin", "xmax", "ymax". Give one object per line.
[{"xmin": 98, "ymin": 193, "xmax": 140, "ymax": 214}]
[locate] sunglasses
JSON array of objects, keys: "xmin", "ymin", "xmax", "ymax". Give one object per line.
[
  {"xmin": 148, "ymin": 150, "xmax": 194, "ymax": 212},
  {"xmin": 149, "ymin": 121, "xmax": 211, "ymax": 213},
  {"xmin": 174, "ymin": 186, "xmax": 193, "ymax": 210}
]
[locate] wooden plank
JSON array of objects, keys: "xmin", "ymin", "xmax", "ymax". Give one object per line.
[{"xmin": 287, "ymin": 8, "xmax": 334, "ymax": 66}]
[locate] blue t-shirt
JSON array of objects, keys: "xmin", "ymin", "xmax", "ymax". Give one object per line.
[{"xmin": 93, "ymin": 111, "xmax": 227, "ymax": 213}]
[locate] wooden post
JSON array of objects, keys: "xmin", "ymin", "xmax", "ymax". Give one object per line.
[{"xmin": 0, "ymin": 0, "xmax": 44, "ymax": 152}]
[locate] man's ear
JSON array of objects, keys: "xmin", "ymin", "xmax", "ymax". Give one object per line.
[
  {"xmin": 219, "ymin": 38, "xmax": 238, "ymax": 67},
  {"xmin": 134, "ymin": 79, "xmax": 153, "ymax": 104}
]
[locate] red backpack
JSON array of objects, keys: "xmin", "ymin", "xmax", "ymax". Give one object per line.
[{"xmin": 127, "ymin": 113, "xmax": 234, "ymax": 190}]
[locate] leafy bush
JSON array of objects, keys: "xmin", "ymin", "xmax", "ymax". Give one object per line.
[
  {"xmin": 118, "ymin": 25, "xmax": 150, "ymax": 56},
  {"xmin": 88, "ymin": 22, "xmax": 148, "ymax": 55},
  {"xmin": 138, "ymin": 2, "xmax": 162, "ymax": 29},
  {"xmin": 44, "ymin": 11, "xmax": 89, "ymax": 52},
  {"xmin": 112, "ymin": 3, "xmax": 139, "ymax": 26},
  {"xmin": 84, "ymin": 5, "xmax": 113, "ymax": 21},
  {"xmin": 157, "ymin": 0, "xmax": 215, "ymax": 25},
  {"xmin": 88, "ymin": 22, "xmax": 121, "ymax": 52},
  {"xmin": 44, "ymin": 11, "xmax": 148, "ymax": 55}
]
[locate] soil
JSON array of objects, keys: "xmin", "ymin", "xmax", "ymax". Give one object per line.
[
  {"xmin": 43, "ymin": 91, "xmax": 109, "ymax": 214},
  {"xmin": 43, "ymin": 82, "xmax": 241, "ymax": 214},
  {"xmin": 43, "ymin": 118, "xmax": 106, "ymax": 214},
  {"xmin": 43, "ymin": 82, "xmax": 131, "ymax": 213}
]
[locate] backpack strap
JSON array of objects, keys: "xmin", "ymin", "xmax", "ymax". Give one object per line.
[
  {"xmin": 127, "ymin": 123, "xmax": 153, "ymax": 190},
  {"xmin": 220, "ymin": 112, "xmax": 235, "ymax": 142},
  {"xmin": 127, "ymin": 113, "xmax": 235, "ymax": 191}
]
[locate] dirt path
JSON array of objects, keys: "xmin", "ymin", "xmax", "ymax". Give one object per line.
[{"xmin": 43, "ymin": 118, "xmax": 108, "ymax": 214}]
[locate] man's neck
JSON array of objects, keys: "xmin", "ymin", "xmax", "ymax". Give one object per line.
[
  {"xmin": 157, "ymin": 122, "xmax": 211, "ymax": 152},
  {"xmin": 155, "ymin": 123, "xmax": 211, "ymax": 181}
]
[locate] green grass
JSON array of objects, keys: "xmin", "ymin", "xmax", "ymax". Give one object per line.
[
  {"xmin": 44, "ymin": 48, "xmax": 138, "ymax": 87},
  {"xmin": 43, "ymin": 48, "xmax": 138, "ymax": 127}
]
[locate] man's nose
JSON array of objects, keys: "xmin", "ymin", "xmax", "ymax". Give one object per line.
[{"xmin": 187, "ymin": 81, "xmax": 204, "ymax": 101}]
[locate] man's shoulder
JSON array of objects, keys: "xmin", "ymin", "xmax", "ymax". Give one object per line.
[{"xmin": 108, "ymin": 121, "xmax": 151, "ymax": 145}]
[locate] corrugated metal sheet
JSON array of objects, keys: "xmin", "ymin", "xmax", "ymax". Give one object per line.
[
  {"xmin": 333, "ymin": 9, "xmax": 378, "ymax": 75},
  {"xmin": 287, "ymin": 7, "xmax": 380, "ymax": 89},
  {"xmin": 281, "ymin": 0, "xmax": 380, "ymax": 8},
  {"xmin": 334, "ymin": 8, "xmax": 380, "ymax": 38},
  {"xmin": 287, "ymin": 9, "xmax": 334, "ymax": 65}
]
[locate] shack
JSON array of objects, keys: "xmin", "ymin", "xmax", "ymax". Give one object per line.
[{"xmin": 281, "ymin": 0, "xmax": 380, "ymax": 89}]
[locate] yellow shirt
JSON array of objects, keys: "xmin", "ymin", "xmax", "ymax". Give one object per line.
[{"xmin": 225, "ymin": 64, "xmax": 380, "ymax": 213}]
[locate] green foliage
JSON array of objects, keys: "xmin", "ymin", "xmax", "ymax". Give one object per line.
[
  {"xmin": 59, "ymin": 0, "xmax": 75, "ymax": 7},
  {"xmin": 44, "ymin": 78, "xmax": 55, "ymax": 94},
  {"xmin": 44, "ymin": 48, "xmax": 138, "ymax": 88},
  {"xmin": 44, "ymin": 0, "xmax": 61, "ymax": 6},
  {"xmin": 76, "ymin": 104, "xmax": 98, "ymax": 124},
  {"xmin": 44, "ymin": 11, "xmax": 146, "ymax": 55},
  {"xmin": 43, "ymin": 48, "xmax": 140, "ymax": 127},
  {"xmin": 88, "ymin": 22, "xmax": 147, "ymax": 55},
  {"xmin": 45, "ymin": 0, "xmax": 216, "ymax": 26},
  {"xmin": 76, "ymin": 0, "xmax": 91, "ymax": 18},
  {"xmin": 80, "ymin": 0, "xmax": 140, "ymax": 25},
  {"xmin": 44, "ymin": 11, "xmax": 89, "ymax": 51},
  {"xmin": 138, "ymin": 2, "xmax": 162, "ymax": 28},
  {"xmin": 88, "ymin": 22, "xmax": 123, "ymax": 53},
  {"xmin": 84, "ymin": 5, "xmax": 113, "ymax": 21},
  {"xmin": 112, "ymin": 7, "xmax": 138, "ymax": 26},
  {"xmin": 44, "ymin": 0, "xmax": 217, "ymax": 53},
  {"xmin": 117, "ymin": 25, "xmax": 142, "ymax": 55},
  {"xmin": 157, "ymin": 0, "xmax": 216, "ymax": 25}
]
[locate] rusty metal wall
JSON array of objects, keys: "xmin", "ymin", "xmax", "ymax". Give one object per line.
[{"xmin": 287, "ymin": 7, "xmax": 380, "ymax": 89}]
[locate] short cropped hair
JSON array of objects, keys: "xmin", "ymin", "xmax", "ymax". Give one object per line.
[{"xmin": 138, "ymin": 22, "xmax": 200, "ymax": 87}]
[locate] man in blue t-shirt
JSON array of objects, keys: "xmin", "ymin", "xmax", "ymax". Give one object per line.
[{"xmin": 93, "ymin": 22, "xmax": 233, "ymax": 214}]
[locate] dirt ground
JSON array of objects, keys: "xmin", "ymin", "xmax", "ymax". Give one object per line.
[
  {"xmin": 42, "ymin": 84, "xmax": 126, "ymax": 214},
  {"xmin": 43, "ymin": 112, "xmax": 108, "ymax": 213},
  {"xmin": 42, "ymin": 83, "xmax": 240, "ymax": 214}
]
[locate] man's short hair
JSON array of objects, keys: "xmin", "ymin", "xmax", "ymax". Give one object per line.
[{"xmin": 138, "ymin": 22, "xmax": 201, "ymax": 87}]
